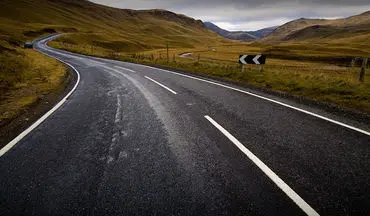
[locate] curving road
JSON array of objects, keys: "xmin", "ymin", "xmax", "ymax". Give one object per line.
[{"xmin": 1, "ymin": 35, "xmax": 369, "ymax": 215}]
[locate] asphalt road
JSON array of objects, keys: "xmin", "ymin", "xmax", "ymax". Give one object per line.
[{"xmin": 1, "ymin": 35, "xmax": 369, "ymax": 215}]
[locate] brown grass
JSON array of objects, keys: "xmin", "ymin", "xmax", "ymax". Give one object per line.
[{"xmin": 0, "ymin": 49, "xmax": 67, "ymax": 125}]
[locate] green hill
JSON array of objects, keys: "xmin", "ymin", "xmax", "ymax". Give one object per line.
[
  {"xmin": 262, "ymin": 11, "xmax": 370, "ymax": 43},
  {"xmin": 0, "ymin": 0, "xmax": 225, "ymax": 52}
]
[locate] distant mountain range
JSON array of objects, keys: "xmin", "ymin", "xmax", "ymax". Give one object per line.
[
  {"xmin": 247, "ymin": 26, "xmax": 279, "ymax": 38},
  {"xmin": 204, "ymin": 22, "xmax": 277, "ymax": 41},
  {"xmin": 205, "ymin": 11, "xmax": 370, "ymax": 44},
  {"xmin": 262, "ymin": 11, "xmax": 370, "ymax": 42}
]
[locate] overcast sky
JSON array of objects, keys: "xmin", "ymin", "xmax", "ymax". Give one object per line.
[{"xmin": 90, "ymin": 0, "xmax": 370, "ymax": 31}]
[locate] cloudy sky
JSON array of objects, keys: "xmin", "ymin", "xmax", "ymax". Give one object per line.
[{"xmin": 90, "ymin": 0, "xmax": 370, "ymax": 31}]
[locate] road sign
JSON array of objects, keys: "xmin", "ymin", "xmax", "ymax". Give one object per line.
[{"xmin": 239, "ymin": 55, "xmax": 266, "ymax": 65}]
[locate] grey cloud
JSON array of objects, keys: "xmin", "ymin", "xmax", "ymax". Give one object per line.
[
  {"xmin": 90, "ymin": 0, "xmax": 370, "ymax": 30},
  {"xmin": 92, "ymin": 0, "xmax": 370, "ymax": 8}
]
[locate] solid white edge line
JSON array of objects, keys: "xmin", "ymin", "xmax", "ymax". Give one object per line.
[
  {"xmin": 114, "ymin": 65, "xmax": 136, "ymax": 73},
  {"xmin": 144, "ymin": 76, "xmax": 177, "ymax": 95},
  {"xmin": 136, "ymin": 64, "xmax": 369, "ymax": 136},
  {"xmin": 204, "ymin": 115, "xmax": 320, "ymax": 216},
  {"xmin": 0, "ymin": 42, "xmax": 81, "ymax": 157}
]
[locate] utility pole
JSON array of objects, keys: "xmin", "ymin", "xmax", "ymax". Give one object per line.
[{"xmin": 359, "ymin": 57, "xmax": 368, "ymax": 82}]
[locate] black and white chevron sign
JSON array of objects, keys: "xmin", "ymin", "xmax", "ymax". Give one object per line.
[{"xmin": 239, "ymin": 55, "xmax": 266, "ymax": 65}]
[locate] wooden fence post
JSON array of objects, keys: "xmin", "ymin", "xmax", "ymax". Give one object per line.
[
  {"xmin": 258, "ymin": 65, "xmax": 263, "ymax": 72},
  {"xmin": 359, "ymin": 57, "xmax": 368, "ymax": 82},
  {"xmin": 351, "ymin": 58, "xmax": 355, "ymax": 68}
]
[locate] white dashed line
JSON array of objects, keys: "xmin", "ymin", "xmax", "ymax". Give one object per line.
[{"xmin": 145, "ymin": 76, "xmax": 177, "ymax": 95}]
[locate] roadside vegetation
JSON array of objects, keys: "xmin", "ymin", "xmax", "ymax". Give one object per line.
[
  {"xmin": 0, "ymin": 45, "xmax": 68, "ymax": 127},
  {"xmin": 0, "ymin": 8, "xmax": 71, "ymax": 127}
]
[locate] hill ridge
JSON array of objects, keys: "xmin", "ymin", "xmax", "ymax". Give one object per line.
[
  {"xmin": 263, "ymin": 10, "xmax": 370, "ymax": 42},
  {"xmin": 0, "ymin": 0, "xmax": 225, "ymax": 52}
]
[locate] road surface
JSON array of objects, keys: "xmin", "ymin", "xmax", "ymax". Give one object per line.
[{"xmin": 1, "ymin": 35, "xmax": 369, "ymax": 215}]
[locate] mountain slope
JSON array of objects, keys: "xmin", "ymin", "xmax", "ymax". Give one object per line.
[
  {"xmin": 247, "ymin": 26, "xmax": 278, "ymax": 38},
  {"xmin": 204, "ymin": 22, "xmax": 230, "ymax": 36},
  {"xmin": 0, "ymin": 0, "xmax": 225, "ymax": 51},
  {"xmin": 204, "ymin": 22, "xmax": 257, "ymax": 41},
  {"xmin": 263, "ymin": 11, "xmax": 370, "ymax": 42}
]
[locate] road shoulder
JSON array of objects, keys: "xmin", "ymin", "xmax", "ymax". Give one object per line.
[{"xmin": 0, "ymin": 66, "xmax": 76, "ymax": 148}]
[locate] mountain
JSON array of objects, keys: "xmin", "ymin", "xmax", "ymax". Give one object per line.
[
  {"xmin": 247, "ymin": 26, "xmax": 278, "ymax": 38},
  {"xmin": 262, "ymin": 11, "xmax": 370, "ymax": 42},
  {"xmin": 204, "ymin": 22, "xmax": 257, "ymax": 41},
  {"xmin": 204, "ymin": 22, "xmax": 230, "ymax": 37},
  {"xmin": 0, "ymin": 0, "xmax": 225, "ymax": 52}
]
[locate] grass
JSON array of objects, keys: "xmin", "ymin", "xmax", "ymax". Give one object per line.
[{"xmin": 0, "ymin": 47, "xmax": 67, "ymax": 126}]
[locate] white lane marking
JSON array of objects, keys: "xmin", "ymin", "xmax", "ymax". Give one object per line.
[
  {"xmin": 144, "ymin": 76, "xmax": 177, "ymax": 95},
  {"xmin": 204, "ymin": 115, "xmax": 320, "ymax": 216},
  {"xmin": 135, "ymin": 64, "xmax": 370, "ymax": 136},
  {"xmin": 0, "ymin": 42, "xmax": 81, "ymax": 157},
  {"xmin": 114, "ymin": 66, "xmax": 136, "ymax": 73}
]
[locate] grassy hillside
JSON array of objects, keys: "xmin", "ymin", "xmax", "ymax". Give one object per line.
[
  {"xmin": 253, "ymin": 11, "xmax": 370, "ymax": 65},
  {"xmin": 263, "ymin": 11, "xmax": 370, "ymax": 43},
  {"xmin": 0, "ymin": 1, "xmax": 76, "ymax": 127},
  {"xmin": 0, "ymin": 45, "xmax": 68, "ymax": 128},
  {"xmin": 0, "ymin": 0, "xmax": 225, "ymax": 51}
]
